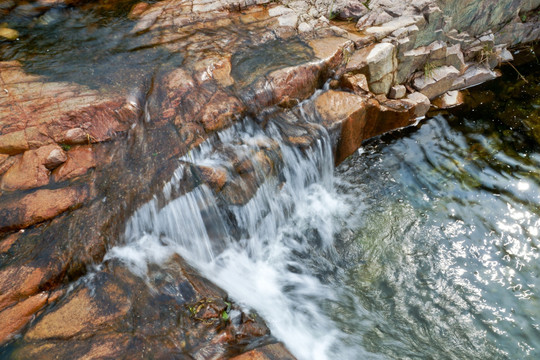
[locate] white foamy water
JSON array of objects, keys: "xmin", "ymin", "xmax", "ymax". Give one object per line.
[{"xmin": 106, "ymin": 112, "xmax": 375, "ymax": 359}]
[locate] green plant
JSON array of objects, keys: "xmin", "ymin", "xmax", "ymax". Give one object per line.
[
  {"xmin": 327, "ymin": 0, "xmax": 337, "ymax": 20},
  {"xmin": 479, "ymin": 44, "xmax": 495, "ymax": 67},
  {"xmin": 221, "ymin": 301, "xmax": 231, "ymax": 321},
  {"xmin": 61, "ymin": 144, "xmax": 71, "ymax": 151},
  {"xmin": 362, "ymin": 1, "xmax": 371, "ymax": 10},
  {"xmin": 423, "ymin": 61, "xmax": 436, "ymax": 79}
]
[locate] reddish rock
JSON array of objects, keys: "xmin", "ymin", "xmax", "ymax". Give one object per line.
[
  {"xmin": 340, "ymin": 73, "xmax": 370, "ymax": 94},
  {"xmin": 53, "ymin": 146, "xmax": 96, "ymax": 183},
  {"xmin": 314, "ymin": 90, "xmax": 369, "ymax": 165},
  {"xmin": 0, "ymin": 154, "xmax": 16, "ymax": 175},
  {"xmin": 128, "ymin": 1, "xmax": 150, "ymax": 19},
  {"xmin": 231, "ymin": 343, "xmax": 296, "ymax": 360},
  {"xmin": 199, "ymin": 91, "xmax": 245, "ymax": 133},
  {"xmin": 432, "ymin": 90, "xmax": 465, "ymax": 109},
  {"xmin": 364, "ymin": 99, "xmax": 416, "ymax": 139},
  {"xmin": 0, "ymin": 292, "xmax": 48, "ymax": 345},
  {"xmin": 0, "ymin": 61, "xmax": 136, "ymax": 147},
  {"xmin": 0, "ymin": 232, "xmax": 19, "ymax": 254},
  {"xmin": 196, "ymin": 165, "xmax": 228, "ymax": 191},
  {"xmin": 1, "ymin": 150, "xmax": 51, "ymax": 191},
  {"xmin": 194, "ymin": 54, "xmax": 235, "ymax": 87},
  {"xmin": 0, "ymin": 186, "xmax": 89, "ymax": 232},
  {"xmin": 268, "ymin": 63, "xmax": 323, "ymax": 106},
  {"xmin": 25, "ymin": 284, "xmax": 130, "ymax": 340},
  {"xmin": 0, "ymin": 265, "xmax": 46, "ymax": 312},
  {"xmin": 0, "ymin": 144, "xmax": 68, "ymax": 191}
]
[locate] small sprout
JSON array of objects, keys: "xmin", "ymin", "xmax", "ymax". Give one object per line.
[
  {"xmin": 61, "ymin": 144, "xmax": 71, "ymax": 151},
  {"xmin": 221, "ymin": 311, "xmax": 229, "ymax": 321}
]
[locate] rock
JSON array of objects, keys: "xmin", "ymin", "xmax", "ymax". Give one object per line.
[
  {"xmin": 0, "ymin": 61, "xmax": 136, "ymax": 148},
  {"xmin": 128, "ymin": 1, "xmax": 150, "ymax": 19},
  {"xmin": 44, "ymin": 147, "xmax": 67, "ymax": 170},
  {"xmin": 451, "ymin": 65, "xmax": 498, "ymax": 90},
  {"xmin": 0, "ymin": 27, "xmax": 18, "ymax": 41},
  {"xmin": 0, "ymin": 265, "xmax": 47, "ymax": 312},
  {"xmin": 1, "ymin": 149, "xmax": 50, "ymax": 191},
  {"xmin": 0, "ymin": 186, "xmax": 89, "ymax": 232},
  {"xmin": 363, "ymin": 99, "xmax": 416, "ymax": 139},
  {"xmin": 0, "ymin": 155, "xmax": 16, "ymax": 176},
  {"xmin": 395, "ymin": 46, "xmax": 430, "ymax": 84},
  {"xmin": 389, "ymin": 85, "xmax": 406, "ymax": 99},
  {"xmin": 230, "ymin": 343, "xmax": 296, "ymax": 360},
  {"xmin": 445, "ymin": 44, "xmax": 466, "ymax": 71},
  {"xmin": 53, "ymin": 145, "xmax": 96, "ymax": 183},
  {"xmin": 412, "ymin": 65, "xmax": 460, "ymax": 99},
  {"xmin": 309, "ymin": 36, "xmax": 353, "ymax": 70},
  {"xmin": 426, "ymin": 40, "xmax": 447, "ymax": 66},
  {"xmin": 495, "ymin": 46, "xmax": 513, "ymax": 63},
  {"xmin": 62, "ymin": 128, "xmax": 88, "ymax": 145},
  {"xmin": 194, "ymin": 54, "xmax": 234, "ymax": 87},
  {"xmin": 297, "ymin": 22, "xmax": 312, "ymax": 33},
  {"xmin": 0, "ymin": 130, "xmax": 29, "ymax": 155},
  {"xmin": 314, "ymin": 90, "xmax": 369, "ymax": 164},
  {"xmin": 196, "ymin": 165, "xmax": 228, "ymax": 191},
  {"xmin": 199, "ymin": 91, "xmax": 245, "ymax": 133},
  {"xmin": 345, "ymin": 49, "xmax": 368, "ymax": 73},
  {"xmin": 26, "ymin": 283, "xmax": 130, "ymax": 340},
  {"xmin": 340, "ymin": 73, "xmax": 370, "ymax": 94},
  {"xmin": 364, "ymin": 16, "xmax": 423, "ymax": 40},
  {"xmin": 366, "ymin": 43, "xmax": 397, "ymax": 95},
  {"xmin": 269, "ymin": 6, "xmax": 298, "ymax": 28},
  {"xmin": 338, "ymin": 1, "xmax": 369, "ymax": 20},
  {"xmin": 403, "ymin": 91, "xmax": 431, "ymax": 118},
  {"xmin": 0, "ymin": 292, "xmax": 48, "ymax": 345},
  {"xmin": 432, "ymin": 90, "xmax": 465, "ymax": 109}
]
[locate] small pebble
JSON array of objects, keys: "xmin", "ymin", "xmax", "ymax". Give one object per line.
[{"xmin": 0, "ymin": 27, "xmax": 19, "ymax": 41}]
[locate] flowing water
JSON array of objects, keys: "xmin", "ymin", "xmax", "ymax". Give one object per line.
[
  {"xmin": 4, "ymin": 3, "xmax": 539, "ymax": 357},
  {"xmin": 107, "ymin": 59, "xmax": 540, "ymax": 359}
]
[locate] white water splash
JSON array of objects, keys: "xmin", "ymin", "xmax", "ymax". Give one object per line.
[{"xmin": 107, "ymin": 114, "xmax": 373, "ymax": 359}]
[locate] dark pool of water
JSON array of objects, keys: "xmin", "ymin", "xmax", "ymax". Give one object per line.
[
  {"xmin": 331, "ymin": 59, "xmax": 540, "ymax": 359},
  {"xmin": 0, "ymin": 1, "xmax": 181, "ymax": 90}
]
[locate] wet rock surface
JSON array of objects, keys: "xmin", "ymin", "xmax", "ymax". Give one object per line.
[{"xmin": 0, "ymin": 0, "xmax": 539, "ymax": 358}]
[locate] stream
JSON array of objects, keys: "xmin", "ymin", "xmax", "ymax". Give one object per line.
[
  {"xmin": 107, "ymin": 59, "xmax": 540, "ymax": 359},
  {"xmin": 1, "ymin": 2, "xmax": 539, "ymax": 358}
]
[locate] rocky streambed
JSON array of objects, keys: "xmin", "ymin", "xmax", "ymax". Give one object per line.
[{"xmin": 0, "ymin": 0, "xmax": 539, "ymax": 359}]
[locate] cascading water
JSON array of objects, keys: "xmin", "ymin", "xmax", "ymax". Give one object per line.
[
  {"xmin": 106, "ymin": 63, "xmax": 540, "ymax": 360},
  {"xmin": 106, "ymin": 105, "xmax": 374, "ymax": 359}
]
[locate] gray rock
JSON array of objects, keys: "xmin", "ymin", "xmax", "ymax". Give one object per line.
[
  {"xmin": 404, "ymin": 92, "xmax": 431, "ymax": 118},
  {"xmin": 451, "ymin": 65, "xmax": 498, "ymax": 90},
  {"xmin": 44, "ymin": 148, "xmax": 68, "ymax": 171},
  {"xmin": 412, "ymin": 65, "xmax": 460, "ymax": 99},
  {"xmin": 366, "ymin": 43, "xmax": 397, "ymax": 94},
  {"xmin": 389, "ymin": 85, "xmax": 407, "ymax": 99},
  {"xmin": 364, "ymin": 16, "xmax": 422, "ymax": 40},
  {"xmin": 338, "ymin": 1, "xmax": 369, "ymax": 20},
  {"xmin": 445, "ymin": 44, "xmax": 466, "ymax": 71}
]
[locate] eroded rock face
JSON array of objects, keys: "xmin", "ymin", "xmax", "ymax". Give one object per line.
[{"xmin": 9, "ymin": 257, "xmax": 284, "ymax": 359}]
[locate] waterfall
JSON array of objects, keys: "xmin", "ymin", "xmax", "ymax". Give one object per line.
[{"xmin": 106, "ymin": 106, "xmax": 374, "ymax": 359}]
